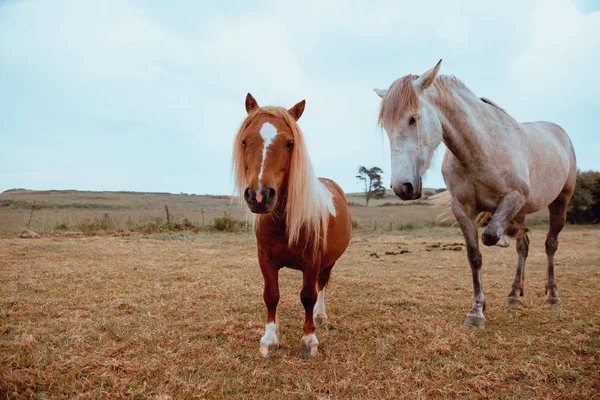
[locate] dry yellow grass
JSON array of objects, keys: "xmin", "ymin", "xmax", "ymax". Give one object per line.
[{"xmin": 1, "ymin": 227, "xmax": 599, "ymax": 399}]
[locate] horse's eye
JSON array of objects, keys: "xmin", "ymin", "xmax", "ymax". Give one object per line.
[
  {"xmin": 409, "ymin": 117, "xmax": 416, "ymax": 125},
  {"xmin": 286, "ymin": 140, "xmax": 294, "ymax": 149},
  {"xmin": 242, "ymin": 140, "xmax": 247, "ymax": 147}
]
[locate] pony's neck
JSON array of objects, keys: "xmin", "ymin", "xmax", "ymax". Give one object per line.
[{"xmin": 424, "ymin": 77, "xmax": 502, "ymax": 167}]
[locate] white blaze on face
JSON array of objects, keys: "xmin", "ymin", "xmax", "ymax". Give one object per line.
[{"xmin": 258, "ymin": 122, "xmax": 279, "ymax": 182}]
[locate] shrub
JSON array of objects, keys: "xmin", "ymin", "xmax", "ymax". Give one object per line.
[
  {"xmin": 76, "ymin": 214, "xmax": 115, "ymax": 234},
  {"xmin": 212, "ymin": 212, "xmax": 243, "ymax": 232},
  {"xmin": 352, "ymin": 219, "xmax": 360, "ymax": 229}
]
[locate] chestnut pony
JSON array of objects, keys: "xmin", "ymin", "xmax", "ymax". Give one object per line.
[{"xmin": 232, "ymin": 94, "xmax": 352, "ymax": 356}]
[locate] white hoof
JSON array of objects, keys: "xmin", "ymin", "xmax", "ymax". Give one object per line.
[
  {"xmin": 300, "ymin": 334, "xmax": 319, "ymax": 356},
  {"xmin": 259, "ymin": 322, "xmax": 278, "ymax": 357}
]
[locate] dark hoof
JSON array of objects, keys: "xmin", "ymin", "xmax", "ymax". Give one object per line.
[
  {"xmin": 463, "ymin": 315, "xmax": 485, "ymax": 327},
  {"xmin": 544, "ymin": 297, "xmax": 561, "ymax": 306},
  {"xmin": 481, "ymin": 231, "xmax": 500, "ymax": 247},
  {"xmin": 506, "ymin": 297, "xmax": 523, "ymax": 306}
]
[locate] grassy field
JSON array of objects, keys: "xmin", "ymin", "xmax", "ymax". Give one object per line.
[
  {"xmin": 1, "ymin": 225, "xmax": 599, "ymax": 399},
  {"xmin": 0, "ymin": 189, "xmax": 463, "ymax": 237}
]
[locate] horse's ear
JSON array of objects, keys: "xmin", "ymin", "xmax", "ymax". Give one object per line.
[
  {"xmin": 288, "ymin": 100, "xmax": 305, "ymax": 121},
  {"xmin": 245, "ymin": 93, "xmax": 259, "ymax": 114},
  {"xmin": 374, "ymin": 88, "xmax": 388, "ymax": 98},
  {"xmin": 413, "ymin": 59, "xmax": 442, "ymax": 93}
]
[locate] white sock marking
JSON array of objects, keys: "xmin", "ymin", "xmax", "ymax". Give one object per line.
[
  {"xmin": 315, "ymin": 290, "xmax": 326, "ymax": 315},
  {"xmin": 258, "ymin": 122, "xmax": 279, "ymax": 181},
  {"xmin": 259, "ymin": 322, "xmax": 279, "ymax": 357}
]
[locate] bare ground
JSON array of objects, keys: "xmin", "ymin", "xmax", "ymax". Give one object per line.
[{"xmin": 1, "ymin": 227, "xmax": 599, "ymax": 399}]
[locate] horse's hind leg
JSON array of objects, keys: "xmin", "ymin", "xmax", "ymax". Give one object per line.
[
  {"xmin": 314, "ymin": 263, "xmax": 334, "ymax": 326},
  {"xmin": 506, "ymin": 216, "xmax": 529, "ymax": 305},
  {"xmin": 544, "ymin": 194, "xmax": 570, "ymax": 305}
]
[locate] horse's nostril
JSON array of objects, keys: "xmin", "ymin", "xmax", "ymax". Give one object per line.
[
  {"xmin": 268, "ymin": 188, "xmax": 276, "ymax": 200},
  {"xmin": 244, "ymin": 188, "xmax": 251, "ymax": 200},
  {"xmin": 403, "ymin": 183, "xmax": 414, "ymax": 197}
]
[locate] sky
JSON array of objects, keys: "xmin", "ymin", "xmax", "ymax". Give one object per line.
[{"xmin": 1, "ymin": 0, "xmax": 599, "ymax": 195}]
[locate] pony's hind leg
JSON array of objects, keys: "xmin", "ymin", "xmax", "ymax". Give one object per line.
[
  {"xmin": 544, "ymin": 195, "xmax": 570, "ymax": 305},
  {"xmin": 300, "ymin": 267, "xmax": 319, "ymax": 356},
  {"xmin": 314, "ymin": 263, "xmax": 335, "ymax": 326},
  {"xmin": 258, "ymin": 255, "xmax": 280, "ymax": 357},
  {"xmin": 506, "ymin": 217, "xmax": 529, "ymax": 305}
]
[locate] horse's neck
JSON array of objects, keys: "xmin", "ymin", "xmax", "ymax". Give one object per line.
[{"xmin": 426, "ymin": 82, "xmax": 515, "ymax": 167}]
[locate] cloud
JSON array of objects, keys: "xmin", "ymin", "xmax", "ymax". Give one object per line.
[{"xmin": 0, "ymin": 0, "xmax": 598, "ymax": 195}]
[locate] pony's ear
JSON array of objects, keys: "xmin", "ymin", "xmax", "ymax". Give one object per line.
[
  {"xmin": 288, "ymin": 100, "xmax": 305, "ymax": 121},
  {"xmin": 374, "ymin": 88, "xmax": 388, "ymax": 98},
  {"xmin": 245, "ymin": 93, "xmax": 259, "ymax": 114},
  {"xmin": 413, "ymin": 59, "xmax": 442, "ymax": 93}
]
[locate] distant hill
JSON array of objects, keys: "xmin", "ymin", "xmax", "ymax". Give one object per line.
[{"xmin": 0, "ymin": 189, "xmax": 235, "ymax": 211}]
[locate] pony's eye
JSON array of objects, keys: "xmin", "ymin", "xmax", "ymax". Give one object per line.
[
  {"xmin": 409, "ymin": 117, "xmax": 416, "ymax": 125},
  {"xmin": 242, "ymin": 140, "xmax": 247, "ymax": 147},
  {"xmin": 286, "ymin": 140, "xmax": 294, "ymax": 149}
]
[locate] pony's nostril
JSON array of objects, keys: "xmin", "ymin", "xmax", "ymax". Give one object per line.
[
  {"xmin": 244, "ymin": 188, "xmax": 251, "ymax": 200},
  {"xmin": 403, "ymin": 183, "xmax": 414, "ymax": 197},
  {"xmin": 268, "ymin": 188, "xmax": 276, "ymax": 200}
]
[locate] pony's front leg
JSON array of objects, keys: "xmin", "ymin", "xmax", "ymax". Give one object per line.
[
  {"xmin": 258, "ymin": 254, "xmax": 280, "ymax": 357},
  {"xmin": 452, "ymin": 200, "xmax": 486, "ymax": 327},
  {"xmin": 300, "ymin": 266, "xmax": 319, "ymax": 356}
]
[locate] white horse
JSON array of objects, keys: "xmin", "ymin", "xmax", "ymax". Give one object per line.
[{"xmin": 374, "ymin": 60, "xmax": 576, "ymax": 326}]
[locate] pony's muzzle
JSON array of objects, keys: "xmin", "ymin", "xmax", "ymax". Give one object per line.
[
  {"xmin": 244, "ymin": 187, "xmax": 277, "ymax": 213},
  {"xmin": 392, "ymin": 179, "xmax": 422, "ymax": 201}
]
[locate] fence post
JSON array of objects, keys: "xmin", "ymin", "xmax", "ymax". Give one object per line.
[
  {"xmin": 201, "ymin": 207, "xmax": 205, "ymax": 227},
  {"xmin": 27, "ymin": 201, "xmax": 36, "ymax": 229},
  {"xmin": 165, "ymin": 206, "xmax": 170, "ymax": 223}
]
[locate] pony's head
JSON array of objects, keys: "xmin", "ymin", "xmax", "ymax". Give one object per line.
[
  {"xmin": 374, "ymin": 59, "xmax": 444, "ymax": 200},
  {"xmin": 233, "ymin": 93, "xmax": 306, "ymax": 214}
]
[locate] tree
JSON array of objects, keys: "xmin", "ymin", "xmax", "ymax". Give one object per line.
[
  {"xmin": 567, "ymin": 170, "xmax": 600, "ymax": 224},
  {"xmin": 356, "ymin": 166, "xmax": 386, "ymax": 206}
]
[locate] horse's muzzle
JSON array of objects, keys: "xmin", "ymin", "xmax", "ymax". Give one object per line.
[
  {"xmin": 244, "ymin": 186, "xmax": 277, "ymax": 213},
  {"xmin": 392, "ymin": 179, "xmax": 422, "ymax": 201}
]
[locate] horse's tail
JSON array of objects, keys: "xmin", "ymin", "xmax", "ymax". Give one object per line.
[{"xmin": 432, "ymin": 191, "xmax": 492, "ymax": 227}]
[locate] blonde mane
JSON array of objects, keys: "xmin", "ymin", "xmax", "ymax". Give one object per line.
[{"xmin": 232, "ymin": 106, "xmax": 331, "ymax": 254}]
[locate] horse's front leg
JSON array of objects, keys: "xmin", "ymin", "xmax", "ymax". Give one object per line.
[
  {"xmin": 300, "ymin": 264, "xmax": 319, "ymax": 356},
  {"xmin": 452, "ymin": 199, "xmax": 486, "ymax": 327},
  {"xmin": 258, "ymin": 252, "xmax": 280, "ymax": 357},
  {"xmin": 482, "ymin": 191, "xmax": 526, "ymax": 246}
]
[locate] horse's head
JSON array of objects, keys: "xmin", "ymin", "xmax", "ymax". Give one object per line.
[
  {"xmin": 374, "ymin": 59, "xmax": 444, "ymax": 200},
  {"xmin": 233, "ymin": 93, "xmax": 306, "ymax": 214}
]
